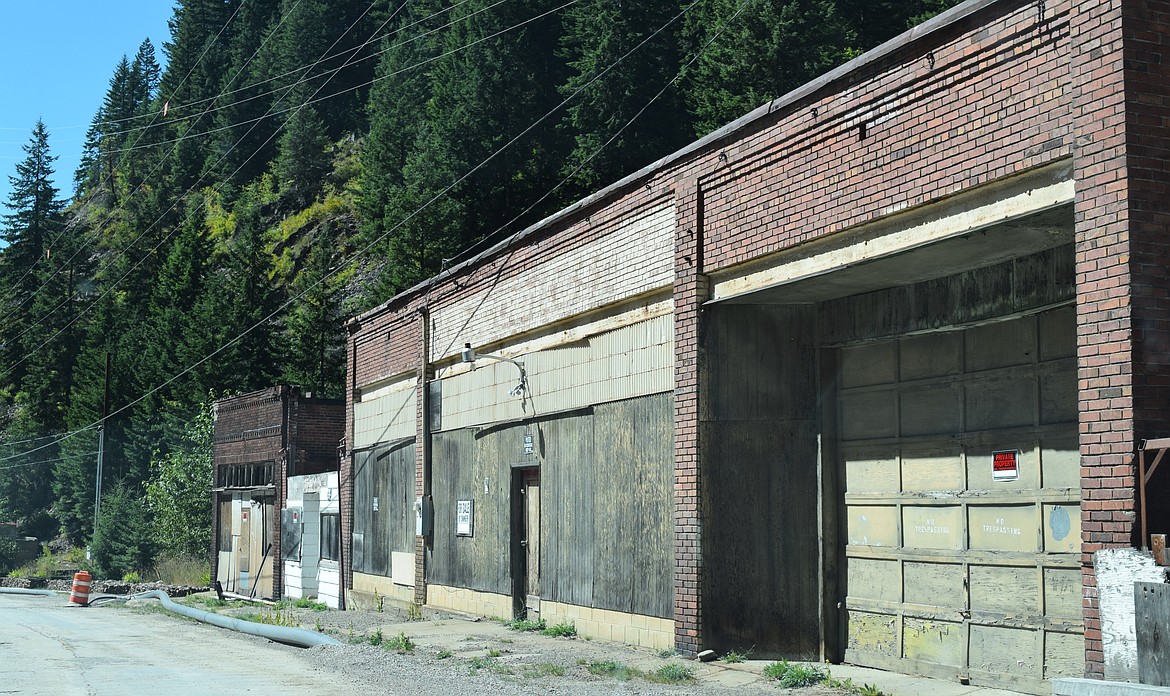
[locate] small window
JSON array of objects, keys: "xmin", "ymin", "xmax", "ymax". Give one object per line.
[
  {"xmin": 281, "ymin": 508, "xmax": 302, "ymax": 561},
  {"xmin": 320, "ymin": 513, "xmax": 340, "ymax": 562}
]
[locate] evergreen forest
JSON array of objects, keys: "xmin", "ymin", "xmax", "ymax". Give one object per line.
[{"xmin": 0, "ymin": 0, "xmax": 957, "ymax": 572}]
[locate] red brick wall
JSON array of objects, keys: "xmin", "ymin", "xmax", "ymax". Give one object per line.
[
  {"xmin": 1070, "ymin": 0, "xmax": 1170, "ymax": 677},
  {"xmin": 672, "ymin": 177, "xmax": 704, "ymax": 655},
  {"xmin": 345, "ymin": 0, "xmax": 1164, "ymax": 675},
  {"xmin": 698, "ymin": 0, "xmax": 1071, "ymax": 273},
  {"xmin": 212, "ymin": 387, "xmax": 343, "ymax": 600}
]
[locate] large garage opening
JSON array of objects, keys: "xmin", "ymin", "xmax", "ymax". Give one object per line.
[{"xmin": 699, "ymin": 197, "xmax": 1079, "ymax": 692}]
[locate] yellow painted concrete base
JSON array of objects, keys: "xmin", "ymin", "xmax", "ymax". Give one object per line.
[
  {"xmin": 349, "ymin": 572, "xmax": 416, "ymax": 611},
  {"xmin": 426, "ymin": 584, "xmax": 513, "ymax": 619},
  {"xmin": 540, "ymin": 600, "xmax": 673, "ymax": 651}
]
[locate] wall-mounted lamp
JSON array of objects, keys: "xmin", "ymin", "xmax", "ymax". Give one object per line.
[{"xmin": 462, "ymin": 343, "xmax": 528, "ymax": 398}]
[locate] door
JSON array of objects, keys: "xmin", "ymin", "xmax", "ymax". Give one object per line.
[
  {"xmin": 512, "ymin": 468, "xmax": 541, "ymax": 618},
  {"xmin": 237, "ymin": 494, "xmax": 251, "ymax": 592},
  {"xmin": 836, "ymin": 309, "xmax": 1083, "ymax": 694}
]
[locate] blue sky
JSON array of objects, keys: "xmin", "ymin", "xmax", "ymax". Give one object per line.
[{"xmin": 0, "ymin": 2, "xmax": 176, "ymax": 208}]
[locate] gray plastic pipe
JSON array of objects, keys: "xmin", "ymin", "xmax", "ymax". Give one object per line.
[
  {"xmin": 0, "ymin": 587, "xmax": 59, "ymax": 597},
  {"xmin": 130, "ymin": 590, "xmax": 342, "ymax": 647}
]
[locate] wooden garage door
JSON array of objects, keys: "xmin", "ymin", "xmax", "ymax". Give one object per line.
[{"xmin": 837, "ymin": 308, "xmax": 1083, "ymax": 694}]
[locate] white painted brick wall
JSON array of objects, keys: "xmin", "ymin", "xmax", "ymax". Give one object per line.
[{"xmin": 431, "ymin": 203, "xmax": 674, "ymax": 363}]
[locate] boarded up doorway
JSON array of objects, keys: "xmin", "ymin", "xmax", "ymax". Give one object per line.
[
  {"xmin": 835, "ymin": 308, "xmax": 1083, "ymax": 693},
  {"xmin": 511, "ymin": 467, "xmax": 541, "ymax": 619}
]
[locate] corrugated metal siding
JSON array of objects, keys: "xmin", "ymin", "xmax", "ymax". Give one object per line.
[
  {"xmin": 430, "ymin": 203, "xmax": 675, "ymax": 364},
  {"xmin": 353, "ymin": 378, "xmax": 417, "ymax": 450},
  {"xmin": 439, "ymin": 314, "xmax": 673, "ymax": 432}
]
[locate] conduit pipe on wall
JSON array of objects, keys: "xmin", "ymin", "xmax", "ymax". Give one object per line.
[{"xmin": 128, "ymin": 590, "xmax": 342, "ymax": 647}]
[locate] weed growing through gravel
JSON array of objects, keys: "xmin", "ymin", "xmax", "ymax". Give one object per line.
[
  {"xmin": 385, "ymin": 632, "xmax": 415, "ymax": 654},
  {"xmin": 763, "ymin": 660, "xmax": 826, "ymax": 687},
  {"xmin": 505, "ymin": 617, "xmax": 547, "ymax": 632},
  {"xmin": 238, "ymin": 608, "xmax": 300, "ymax": 628},
  {"xmin": 587, "ymin": 660, "xmax": 695, "ymax": 684},
  {"xmin": 587, "ymin": 660, "xmax": 635, "ymax": 681},
  {"xmin": 657, "ymin": 648, "xmax": 678, "ymax": 658},
  {"xmin": 468, "ymin": 656, "xmax": 493, "ymax": 672},
  {"xmin": 436, "ymin": 649, "xmax": 454, "ymax": 659},
  {"xmin": 275, "ymin": 597, "xmax": 328, "ymax": 612},
  {"xmin": 522, "ymin": 662, "xmax": 566, "ymax": 678},
  {"xmin": 541, "ymin": 620, "xmax": 577, "ymax": 638},
  {"xmin": 369, "ymin": 629, "xmax": 384, "ymax": 646},
  {"xmin": 648, "ymin": 663, "xmax": 696, "ymax": 683},
  {"xmin": 488, "ymin": 649, "xmax": 503, "ymax": 657},
  {"xmin": 823, "ymin": 670, "xmax": 886, "ymax": 696},
  {"xmin": 723, "ymin": 647, "xmax": 753, "ymax": 663}
]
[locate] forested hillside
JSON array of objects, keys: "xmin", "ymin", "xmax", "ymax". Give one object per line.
[{"xmin": 0, "ymin": 0, "xmax": 956, "ymax": 563}]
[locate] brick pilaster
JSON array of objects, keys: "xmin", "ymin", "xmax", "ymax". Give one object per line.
[
  {"xmin": 673, "ymin": 178, "xmax": 706, "ymax": 655},
  {"xmin": 1071, "ymin": 0, "xmax": 1170, "ymax": 678}
]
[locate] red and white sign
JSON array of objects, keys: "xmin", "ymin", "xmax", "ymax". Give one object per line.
[{"xmin": 992, "ymin": 449, "xmax": 1020, "ymax": 482}]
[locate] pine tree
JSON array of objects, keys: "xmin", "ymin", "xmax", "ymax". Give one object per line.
[
  {"xmin": 282, "ymin": 221, "xmax": 348, "ymax": 398},
  {"xmin": 0, "ymin": 121, "xmax": 66, "ymax": 397},
  {"xmin": 0, "ymin": 121, "xmax": 68, "ymax": 537},
  {"xmin": 274, "ymin": 85, "xmax": 331, "ymax": 209},
  {"xmin": 559, "ymin": 0, "xmax": 692, "ymax": 191}
]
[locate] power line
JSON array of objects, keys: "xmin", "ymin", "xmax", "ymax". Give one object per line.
[
  {"xmin": 0, "ymin": 1, "xmax": 261, "ymax": 327},
  {"xmin": 0, "ymin": 0, "xmax": 754, "ymax": 468},
  {"xmin": 0, "ymin": 0, "xmax": 563, "ymax": 353},
  {"xmin": 0, "ymin": 0, "xmax": 407, "ymax": 385}
]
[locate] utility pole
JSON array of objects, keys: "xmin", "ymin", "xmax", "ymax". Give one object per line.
[{"xmin": 93, "ymin": 352, "xmax": 111, "ymax": 533}]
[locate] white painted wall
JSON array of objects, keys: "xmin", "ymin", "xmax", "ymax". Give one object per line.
[
  {"xmin": 1096, "ymin": 547, "xmax": 1169, "ymax": 681},
  {"xmin": 437, "ymin": 313, "xmax": 674, "ymax": 431},
  {"xmin": 283, "ymin": 473, "xmax": 337, "ymax": 603},
  {"xmin": 353, "ymin": 378, "xmax": 417, "ymax": 450},
  {"xmin": 431, "ymin": 203, "xmax": 675, "ymax": 365}
]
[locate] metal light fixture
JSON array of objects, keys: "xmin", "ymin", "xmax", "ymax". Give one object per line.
[{"xmin": 462, "ymin": 343, "xmax": 527, "ymax": 397}]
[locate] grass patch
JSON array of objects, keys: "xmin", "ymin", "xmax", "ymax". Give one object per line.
[
  {"xmin": 275, "ymin": 597, "xmax": 328, "ymax": 612},
  {"xmin": 763, "ymin": 660, "xmax": 826, "ymax": 688},
  {"xmin": 824, "ymin": 670, "xmax": 887, "ymax": 696},
  {"xmin": 522, "ymin": 662, "xmax": 565, "ymax": 678},
  {"xmin": 237, "ymin": 608, "xmax": 300, "ymax": 628},
  {"xmin": 488, "ymin": 648, "xmax": 503, "ymax": 658},
  {"xmin": 151, "ymin": 555, "xmax": 210, "ymax": 586},
  {"xmin": 723, "ymin": 647, "xmax": 753, "ymax": 663},
  {"xmin": 657, "ymin": 648, "xmax": 678, "ymax": 658},
  {"xmin": 587, "ymin": 660, "xmax": 636, "ymax": 681},
  {"xmin": 368, "ymin": 629, "xmax": 384, "ymax": 646},
  {"xmin": 384, "ymin": 632, "xmax": 415, "ymax": 654},
  {"xmin": 505, "ymin": 617, "xmax": 547, "ymax": 632},
  {"xmin": 183, "ymin": 595, "xmax": 230, "ymax": 609},
  {"xmin": 648, "ymin": 663, "xmax": 696, "ymax": 683},
  {"xmin": 541, "ymin": 620, "xmax": 577, "ymax": 638},
  {"xmin": 436, "ymin": 649, "xmax": 454, "ymax": 659}
]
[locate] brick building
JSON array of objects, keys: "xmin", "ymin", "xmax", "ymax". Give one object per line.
[
  {"xmin": 341, "ymin": 0, "xmax": 1170, "ymax": 691},
  {"xmin": 212, "ymin": 386, "xmax": 343, "ymax": 600}
]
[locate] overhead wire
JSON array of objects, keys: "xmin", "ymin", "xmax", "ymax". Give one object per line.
[
  {"xmin": 0, "ymin": 0, "xmax": 411, "ymax": 391},
  {"xmin": 0, "ymin": 0, "xmax": 265, "ymax": 328},
  {"xmin": 0, "ymin": 0, "xmax": 564, "ymax": 354},
  {"xmin": 1, "ymin": 0, "xmax": 753, "ymax": 466},
  {"xmin": 0, "ymin": 0, "xmax": 509, "ymax": 336},
  {"xmin": 91, "ymin": 0, "xmax": 523, "ymax": 158},
  {"xmin": 0, "ymin": 0, "xmax": 753, "ymax": 467},
  {"xmin": 0, "ymin": 0, "xmax": 312, "ymax": 337}
]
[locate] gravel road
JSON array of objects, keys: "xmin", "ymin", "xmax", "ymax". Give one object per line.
[{"xmin": 0, "ymin": 591, "xmax": 848, "ymax": 695}]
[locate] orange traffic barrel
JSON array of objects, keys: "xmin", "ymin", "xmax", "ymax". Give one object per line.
[{"xmin": 69, "ymin": 570, "xmax": 91, "ymax": 607}]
